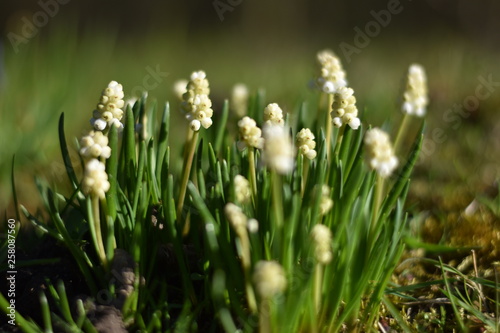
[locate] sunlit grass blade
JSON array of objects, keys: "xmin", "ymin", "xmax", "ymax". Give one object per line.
[
  {"xmin": 439, "ymin": 257, "xmax": 467, "ymax": 332},
  {"xmin": 40, "ymin": 291, "xmax": 53, "ymax": 333},
  {"xmin": 21, "ymin": 205, "xmax": 63, "ymax": 241},
  {"xmin": 0, "ymin": 292, "xmax": 41, "ymax": 333},
  {"xmin": 382, "ymin": 296, "xmax": 413, "ymax": 333}
]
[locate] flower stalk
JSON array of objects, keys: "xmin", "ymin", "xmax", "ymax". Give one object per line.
[
  {"xmin": 176, "ymin": 129, "xmax": 199, "ymax": 230},
  {"xmin": 91, "ymin": 195, "xmax": 108, "ymax": 268},
  {"xmin": 248, "ymin": 147, "xmax": 257, "ymax": 198}
]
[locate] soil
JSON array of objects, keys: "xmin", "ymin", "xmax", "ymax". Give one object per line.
[{"xmin": 0, "ymin": 235, "xmax": 127, "ymax": 332}]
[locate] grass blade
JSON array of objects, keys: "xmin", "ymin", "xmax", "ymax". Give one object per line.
[{"xmin": 58, "ymin": 112, "xmax": 79, "ymax": 190}]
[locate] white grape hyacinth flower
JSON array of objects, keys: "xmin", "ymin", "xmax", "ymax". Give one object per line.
[
  {"xmin": 402, "ymin": 64, "xmax": 428, "ymax": 117},
  {"xmin": 237, "ymin": 116, "xmax": 264, "ymax": 150},
  {"xmin": 311, "ymin": 224, "xmax": 333, "ymax": 265},
  {"xmin": 82, "ymin": 159, "xmax": 110, "ymax": 199},
  {"xmin": 253, "ymin": 260, "xmax": 287, "ymax": 299},
  {"xmin": 181, "ymin": 71, "xmax": 214, "ymax": 131},
  {"xmin": 364, "ymin": 128, "xmax": 399, "ymax": 178},
  {"xmin": 315, "ymin": 49, "xmax": 347, "ymax": 94},
  {"xmin": 331, "ymin": 87, "xmax": 361, "ymax": 130},
  {"xmin": 296, "ymin": 128, "xmax": 317, "ymax": 160},
  {"xmin": 263, "ymin": 103, "xmax": 284, "ymax": 127},
  {"xmin": 79, "ymin": 131, "xmax": 112, "ymax": 160},
  {"xmin": 91, "ymin": 81, "xmax": 125, "ymax": 131},
  {"xmin": 224, "ymin": 202, "xmax": 248, "ymax": 233},
  {"xmin": 262, "ymin": 125, "xmax": 295, "ymax": 174},
  {"xmin": 234, "ymin": 175, "xmax": 251, "ymax": 204},
  {"xmin": 231, "ymin": 83, "xmax": 249, "ymax": 117}
]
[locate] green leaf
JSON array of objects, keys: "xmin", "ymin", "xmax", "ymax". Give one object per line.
[
  {"xmin": 147, "ymin": 139, "xmax": 160, "ymax": 204},
  {"xmin": 379, "ymin": 125, "xmax": 424, "ymax": 221},
  {"xmin": 106, "ymin": 122, "xmax": 119, "ymax": 220},
  {"xmin": 214, "ymin": 99, "xmax": 229, "ymax": 154},
  {"xmin": 58, "ymin": 113, "xmax": 79, "ymax": 190},
  {"xmin": 123, "ymin": 104, "xmax": 137, "ymax": 194},
  {"xmin": 156, "ymin": 103, "xmax": 170, "ymax": 181},
  {"xmin": 132, "ymin": 140, "xmax": 147, "ymax": 216}
]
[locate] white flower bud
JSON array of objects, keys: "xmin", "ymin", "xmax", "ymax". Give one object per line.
[
  {"xmin": 82, "ymin": 159, "xmax": 110, "ymax": 199},
  {"xmin": 262, "ymin": 125, "xmax": 295, "ymax": 174},
  {"xmin": 314, "ymin": 50, "xmax": 347, "ymax": 93},
  {"xmin": 263, "ymin": 103, "xmax": 284, "ymax": 127},
  {"xmin": 330, "ymin": 87, "xmax": 360, "ymax": 130},
  {"xmin": 234, "ymin": 175, "xmax": 251, "ymax": 204},
  {"xmin": 296, "ymin": 128, "xmax": 317, "ymax": 160},
  {"xmin": 364, "ymin": 128, "xmax": 399, "ymax": 178},
  {"xmin": 253, "ymin": 261, "xmax": 287, "ymax": 299},
  {"xmin": 311, "ymin": 224, "xmax": 333, "ymax": 265},
  {"xmin": 181, "ymin": 71, "xmax": 213, "ymax": 130},
  {"xmin": 402, "ymin": 64, "xmax": 428, "ymax": 117},
  {"xmin": 237, "ymin": 116, "xmax": 264, "ymax": 150}
]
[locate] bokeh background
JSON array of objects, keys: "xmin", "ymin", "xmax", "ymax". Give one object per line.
[{"xmin": 1, "ymin": 0, "xmax": 500, "ymax": 216}]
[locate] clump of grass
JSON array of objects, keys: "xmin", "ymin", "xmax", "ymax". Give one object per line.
[{"xmin": 6, "ymin": 53, "xmax": 427, "ymax": 332}]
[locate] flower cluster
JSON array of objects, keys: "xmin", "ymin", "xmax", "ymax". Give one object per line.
[
  {"xmin": 296, "ymin": 128, "xmax": 317, "ymax": 160},
  {"xmin": 225, "ymin": 203, "xmax": 248, "ymax": 233},
  {"xmin": 82, "ymin": 159, "xmax": 110, "ymax": 199},
  {"xmin": 315, "ymin": 50, "xmax": 347, "ymax": 94},
  {"xmin": 402, "ymin": 64, "xmax": 428, "ymax": 117},
  {"xmin": 181, "ymin": 71, "xmax": 214, "ymax": 131},
  {"xmin": 319, "ymin": 185, "xmax": 334, "ymax": 216},
  {"xmin": 231, "ymin": 83, "xmax": 249, "ymax": 117},
  {"xmin": 364, "ymin": 128, "xmax": 399, "ymax": 178},
  {"xmin": 91, "ymin": 81, "xmax": 125, "ymax": 131},
  {"xmin": 331, "ymin": 87, "xmax": 361, "ymax": 130},
  {"xmin": 237, "ymin": 116, "xmax": 264, "ymax": 150},
  {"xmin": 263, "ymin": 103, "xmax": 284, "ymax": 127},
  {"xmin": 234, "ymin": 175, "xmax": 251, "ymax": 204},
  {"xmin": 253, "ymin": 261, "xmax": 287, "ymax": 299},
  {"xmin": 310, "ymin": 224, "xmax": 333, "ymax": 265},
  {"xmin": 262, "ymin": 125, "xmax": 295, "ymax": 174},
  {"xmin": 79, "ymin": 131, "xmax": 111, "ymax": 160}
]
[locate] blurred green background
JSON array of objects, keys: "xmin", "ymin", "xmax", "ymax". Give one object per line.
[{"xmin": 1, "ymin": 0, "xmax": 499, "ymax": 216}]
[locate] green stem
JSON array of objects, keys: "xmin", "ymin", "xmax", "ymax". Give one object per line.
[
  {"xmin": 272, "ymin": 171, "xmax": 284, "ymax": 259},
  {"xmin": 394, "ymin": 113, "xmax": 410, "ymax": 154},
  {"xmin": 301, "ymin": 157, "xmax": 309, "ymax": 197},
  {"xmin": 177, "ymin": 130, "xmax": 199, "ymax": 229},
  {"xmin": 248, "ymin": 147, "xmax": 257, "ymax": 198},
  {"xmin": 272, "ymin": 171, "xmax": 284, "ymax": 230},
  {"xmin": 100, "ymin": 198, "xmax": 116, "ymax": 263},
  {"xmin": 0, "ymin": 292, "xmax": 40, "ymax": 332},
  {"xmin": 313, "ymin": 264, "xmax": 323, "ymax": 313},
  {"xmin": 370, "ymin": 174, "xmax": 384, "ymax": 242},
  {"xmin": 40, "ymin": 291, "xmax": 53, "ymax": 333},
  {"xmin": 92, "ymin": 196, "xmax": 108, "ymax": 269},
  {"xmin": 333, "ymin": 124, "xmax": 346, "ymax": 158},
  {"xmin": 325, "ymin": 94, "xmax": 334, "ymax": 161},
  {"xmin": 239, "ymin": 230, "xmax": 258, "ymax": 313},
  {"xmin": 316, "ymin": 92, "xmax": 326, "ymax": 121},
  {"xmin": 259, "ymin": 299, "xmax": 271, "ymax": 333}
]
